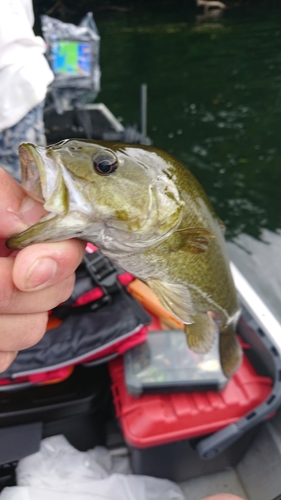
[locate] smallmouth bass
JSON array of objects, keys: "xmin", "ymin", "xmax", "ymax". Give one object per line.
[{"xmin": 7, "ymin": 139, "xmax": 242, "ymax": 377}]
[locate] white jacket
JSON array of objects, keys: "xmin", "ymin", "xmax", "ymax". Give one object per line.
[{"xmin": 0, "ymin": 0, "xmax": 54, "ymax": 132}]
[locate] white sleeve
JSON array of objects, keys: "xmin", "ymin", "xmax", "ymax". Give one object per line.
[{"xmin": 0, "ymin": 0, "xmax": 35, "ymax": 53}]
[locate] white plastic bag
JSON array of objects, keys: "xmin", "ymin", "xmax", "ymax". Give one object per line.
[{"xmin": 0, "ymin": 435, "xmax": 185, "ymax": 500}]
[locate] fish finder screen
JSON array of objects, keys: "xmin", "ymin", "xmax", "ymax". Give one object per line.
[{"xmin": 51, "ymin": 41, "xmax": 92, "ymax": 76}]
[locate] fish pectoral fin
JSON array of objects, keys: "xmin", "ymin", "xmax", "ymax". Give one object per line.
[
  {"xmin": 146, "ymin": 278, "xmax": 194, "ymax": 324},
  {"xmin": 176, "ymin": 227, "xmax": 215, "ymax": 253},
  {"xmin": 184, "ymin": 313, "xmax": 217, "ymax": 354}
]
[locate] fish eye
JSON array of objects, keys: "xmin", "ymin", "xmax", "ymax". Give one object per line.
[{"xmin": 93, "ymin": 152, "xmax": 118, "ymax": 175}]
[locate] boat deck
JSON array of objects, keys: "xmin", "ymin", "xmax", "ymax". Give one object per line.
[{"xmin": 179, "ymin": 412, "xmax": 281, "ymax": 499}]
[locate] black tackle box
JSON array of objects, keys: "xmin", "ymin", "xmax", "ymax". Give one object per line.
[{"xmin": 0, "ymin": 363, "xmax": 114, "ymax": 481}]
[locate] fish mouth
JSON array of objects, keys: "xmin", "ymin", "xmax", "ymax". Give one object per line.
[
  {"xmin": 19, "ymin": 143, "xmax": 46, "ymax": 201},
  {"xmin": 19, "ymin": 143, "xmax": 67, "ymax": 216}
]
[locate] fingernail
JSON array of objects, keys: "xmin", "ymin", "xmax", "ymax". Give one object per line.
[{"xmin": 26, "ymin": 257, "xmax": 58, "ymax": 290}]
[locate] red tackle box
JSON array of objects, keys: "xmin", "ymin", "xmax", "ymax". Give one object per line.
[{"xmin": 108, "ymin": 307, "xmax": 280, "ymax": 481}]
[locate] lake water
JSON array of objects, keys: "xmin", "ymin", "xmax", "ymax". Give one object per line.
[{"xmin": 95, "ymin": 3, "xmax": 281, "ymax": 323}]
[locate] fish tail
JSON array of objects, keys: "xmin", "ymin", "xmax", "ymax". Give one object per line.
[{"xmin": 219, "ymin": 325, "xmax": 242, "ymax": 378}]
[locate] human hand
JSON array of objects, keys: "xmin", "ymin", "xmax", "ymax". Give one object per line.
[{"xmin": 0, "ymin": 169, "xmax": 85, "ymax": 372}]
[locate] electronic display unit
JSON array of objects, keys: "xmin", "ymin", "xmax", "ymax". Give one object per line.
[{"xmin": 51, "ymin": 40, "xmax": 92, "ymax": 77}]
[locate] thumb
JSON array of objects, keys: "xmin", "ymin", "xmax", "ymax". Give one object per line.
[{"xmin": 0, "ymin": 168, "xmax": 46, "ymax": 239}]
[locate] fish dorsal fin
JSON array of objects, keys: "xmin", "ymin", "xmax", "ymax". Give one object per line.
[
  {"xmin": 175, "ymin": 227, "xmax": 215, "ymax": 253},
  {"xmin": 218, "ymin": 218, "xmax": 226, "ymax": 233},
  {"xmin": 146, "ymin": 278, "xmax": 194, "ymax": 324},
  {"xmin": 184, "ymin": 313, "xmax": 217, "ymax": 354}
]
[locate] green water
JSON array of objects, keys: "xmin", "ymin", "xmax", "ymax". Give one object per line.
[
  {"xmin": 95, "ymin": 5, "xmax": 281, "ymax": 321},
  {"xmin": 97, "ymin": 7, "xmax": 280, "ymax": 235}
]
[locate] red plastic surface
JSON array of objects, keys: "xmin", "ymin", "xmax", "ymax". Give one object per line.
[
  {"xmin": 109, "ymin": 353, "xmax": 272, "ymax": 448},
  {"xmin": 0, "ymin": 366, "xmax": 74, "ymax": 387}
]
